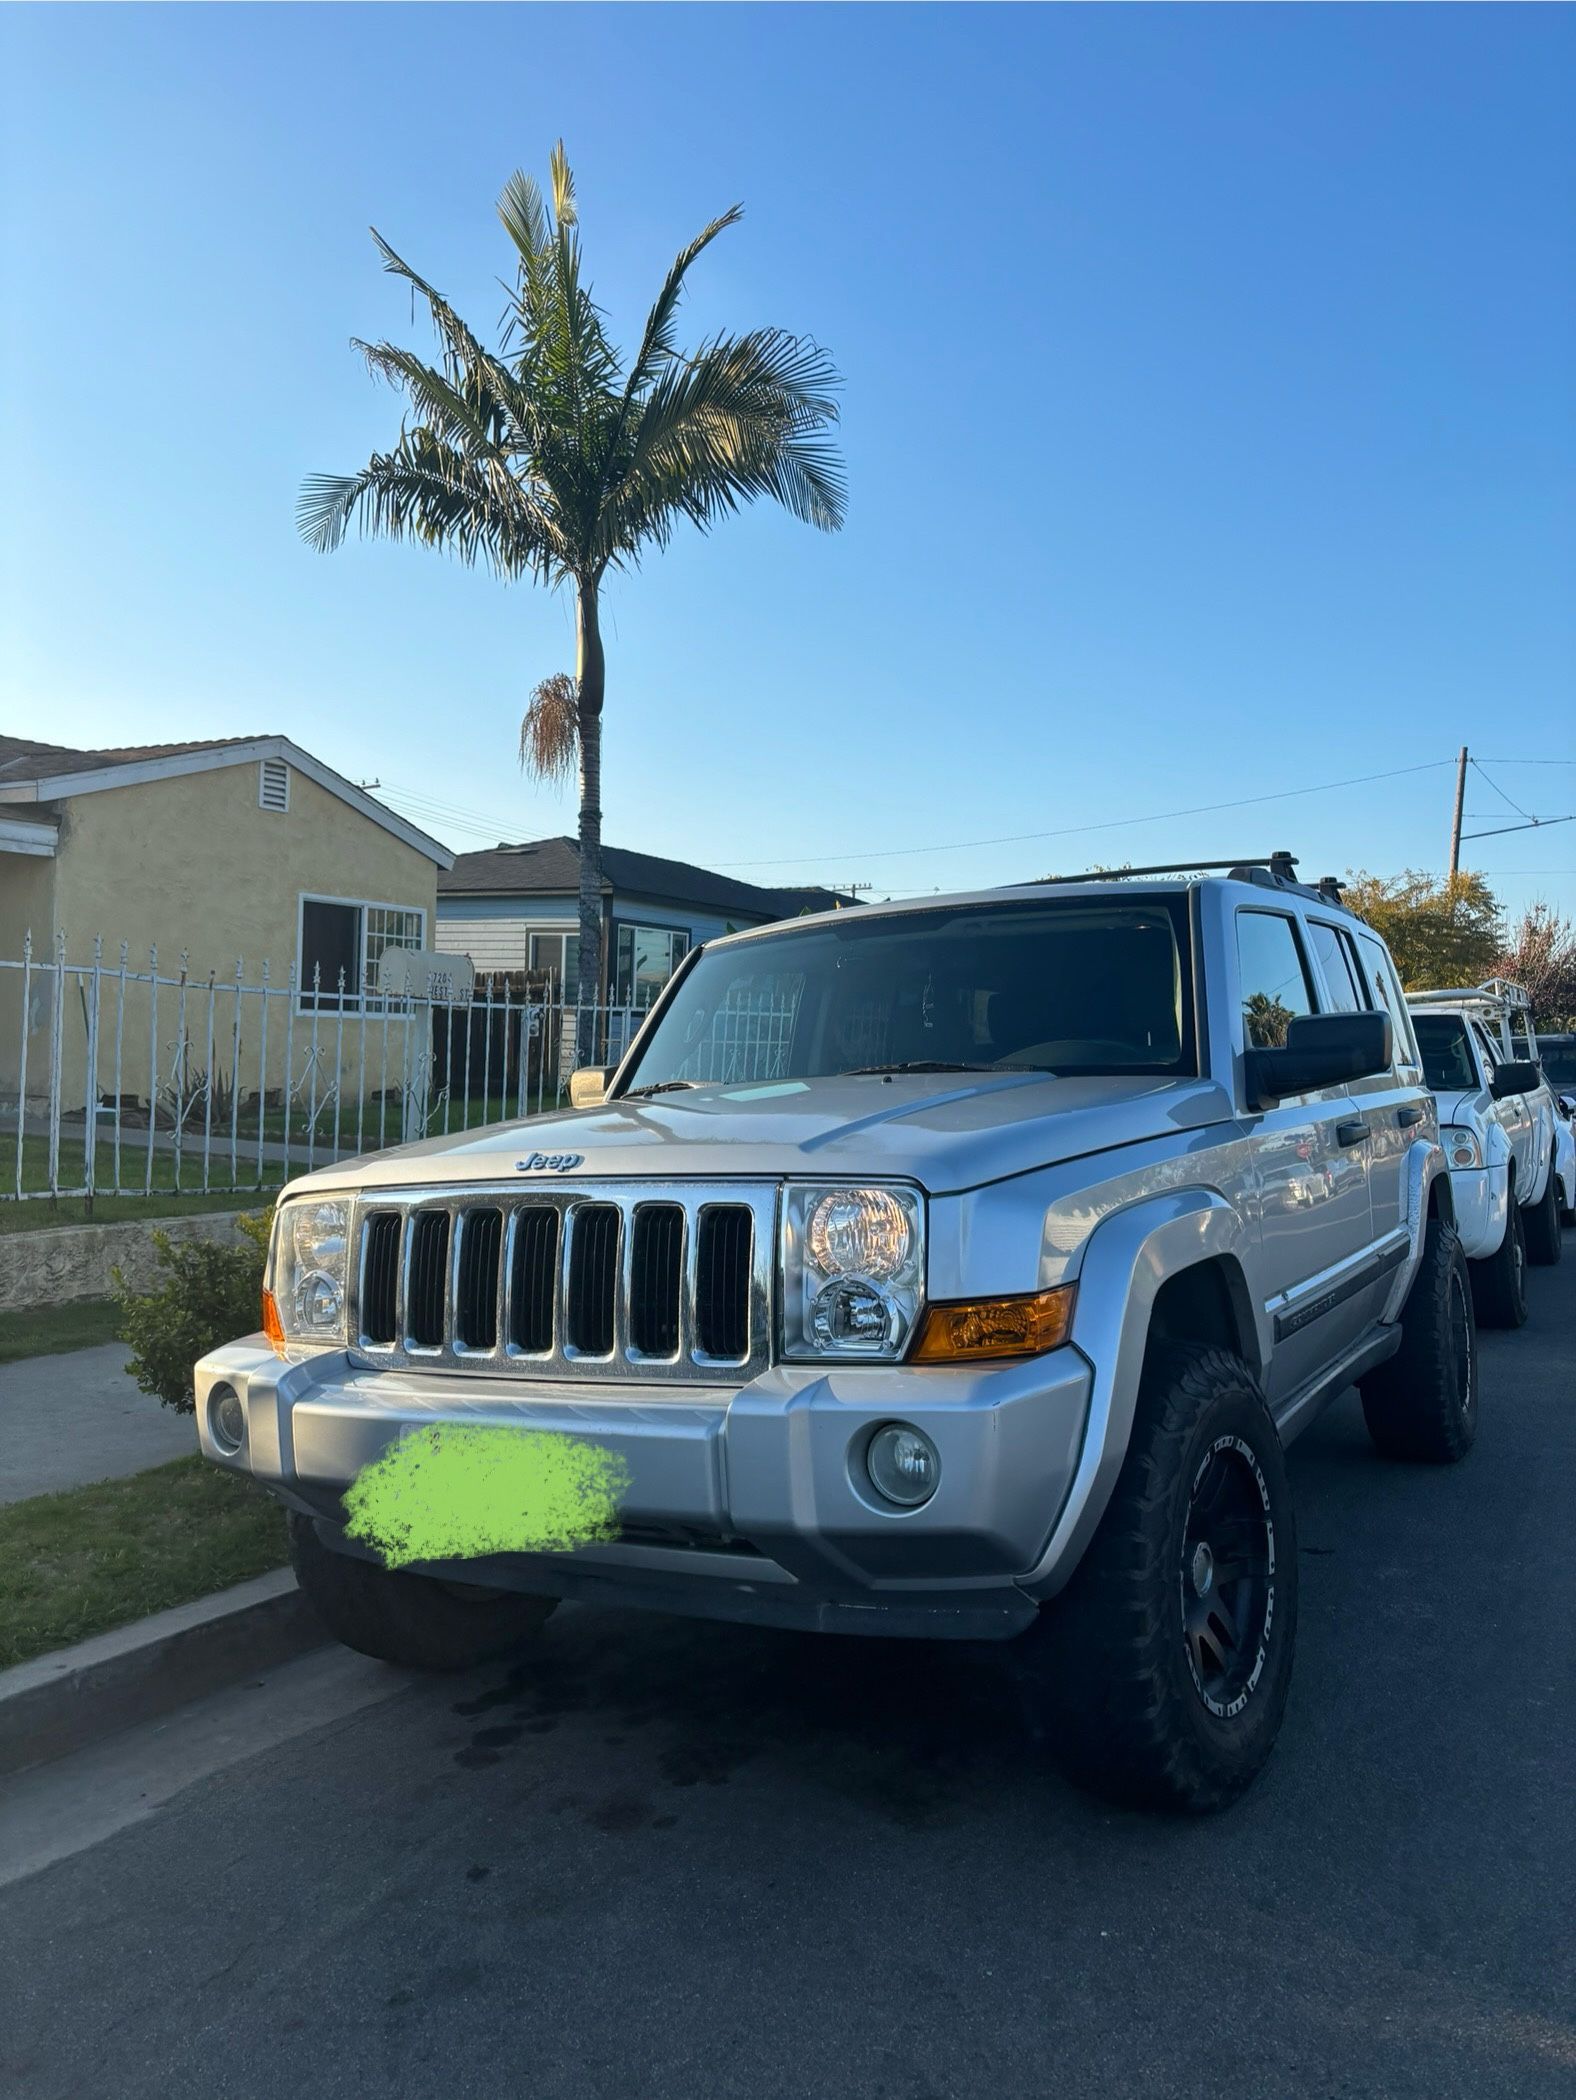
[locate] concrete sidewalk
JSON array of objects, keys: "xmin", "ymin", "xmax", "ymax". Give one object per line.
[{"xmin": 0, "ymin": 1344, "xmax": 196, "ymax": 1503}]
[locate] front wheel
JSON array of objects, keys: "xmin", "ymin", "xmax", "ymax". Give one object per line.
[
  {"xmin": 1523, "ymin": 1155, "xmax": 1563, "ymax": 1266},
  {"xmin": 1018, "ymin": 1343, "xmax": 1297, "ymax": 1814},
  {"xmin": 289, "ymin": 1513, "xmax": 557, "ymax": 1670},
  {"xmin": 1470, "ymin": 1189, "xmax": 1527, "ymax": 1330},
  {"xmin": 1359, "ymin": 1216, "xmax": 1477, "ymax": 1463}
]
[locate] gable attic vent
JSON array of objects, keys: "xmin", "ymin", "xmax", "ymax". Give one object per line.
[{"xmin": 259, "ymin": 758, "xmax": 290, "ymax": 813}]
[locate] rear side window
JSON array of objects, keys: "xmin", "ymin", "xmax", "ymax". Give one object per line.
[
  {"xmin": 1353, "ymin": 934, "xmax": 1419, "ymax": 1069},
  {"xmin": 1306, "ymin": 920, "xmax": 1364, "ymax": 1013},
  {"xmin": 1237, "ymin": 911, "xmax": 1314, "ymax": 1048}
]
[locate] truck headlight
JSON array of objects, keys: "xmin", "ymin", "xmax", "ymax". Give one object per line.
[
  {"xmin": 782, "ymin": 1184, "xmax": 925, "ymax": 1361},
  {"xmin": 1443, "ymin": 1127, "xmax": 1483, "ymax": 1169},
  {"xmin": 265, "ymin": 1197, "xmax": 351, "ymax": 1350}
]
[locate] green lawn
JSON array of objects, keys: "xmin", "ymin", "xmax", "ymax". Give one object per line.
[
  {"xmin": 0, "ymin": 1456, "xmax": 289, "ymax": 1669},
  {"xmin": 0, "ymin": 1297, "xmax": 123, "ymax": 1362}
]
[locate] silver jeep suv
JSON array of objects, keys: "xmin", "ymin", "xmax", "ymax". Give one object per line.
[{"xmin": 198, "ymin": 855, "xmax": 1476, "ymax": 1811}]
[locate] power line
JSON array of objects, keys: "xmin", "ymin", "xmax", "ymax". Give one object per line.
[
  {"xmin": 713, "ymin": 758, "xmax": 1455, "ymax": 870},
  {"xmin": 1470, "ymin": 758, "xmax": 1534, "ymax": 824}
]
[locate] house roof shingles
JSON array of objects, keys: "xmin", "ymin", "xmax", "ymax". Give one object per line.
[
  {"xmin": 0, "ymin": 735, "xmax": 267, "ymax": 785},
  {"xmin": 439, "ymin": 836, "xmax": 853, "ymax": 923}
]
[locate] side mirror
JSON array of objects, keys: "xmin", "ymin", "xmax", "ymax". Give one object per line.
[
  {"xmin": 1489, "ymin": 1060, "xmax": 1540, "ymax": 1100},
  {"xmin": 1246, "ymin": 1010, "xmax": 1393, "ymax": 1108},
  {"xmin": 568, "ymin": 1066, "xmax": 611, "ymax": 1109}
]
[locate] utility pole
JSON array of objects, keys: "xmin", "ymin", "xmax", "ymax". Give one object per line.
[{"xmin": 1448, "ymin": 746, "xmax": 1468, "ymax": 881}]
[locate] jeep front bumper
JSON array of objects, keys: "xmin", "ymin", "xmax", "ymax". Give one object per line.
[{"xmin": 194, "ymin": 1342, "xmax": 1092, "ymax": 1640}]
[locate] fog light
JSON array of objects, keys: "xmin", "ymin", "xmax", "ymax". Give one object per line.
[
  {"xmin": 865, "ymin": 1422, "xmax": 940, "ymax": 1509},
  {"xmin": 208, "ymin": 1383, "xmax": 246, "ymax": 1456}
]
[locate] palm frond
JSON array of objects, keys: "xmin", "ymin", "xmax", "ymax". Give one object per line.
[
  {"xmin": 497, "ymin": 169, "xmax": 550, "ymax": 268},
  {"xmin": 549, "ymin": 139, "xmax": 577, "ymax": 227},
  {"xmin": 617, "ymin": 205, "xmax": 744, "ymax": 424},
  {"xmin": 604, "ymin": 326, "xmax": 845, "ymax": 554},
  {"xmin": 352, "ymin": 340, "xmax": 508, "ymax": 460},
  {"xmin": 298, "ymin": 429, "xmax": 565, "ymax": 578},
  {"xmin": 519, "ymin": 671, "xmax": 579, "ymax": 785},
  {"xmin": 368, "ymin": 229, "xmax": 492, "ymax": 389}
]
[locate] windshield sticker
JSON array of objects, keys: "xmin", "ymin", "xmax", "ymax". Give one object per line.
[{"xmin": 344, "ymin": 1424, "xmax": 630, "ymax": 1569}]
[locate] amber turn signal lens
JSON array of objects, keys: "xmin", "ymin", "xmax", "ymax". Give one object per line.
[
  {"xmin": 262, "ymin": 1287, "xmax": 286, "ymax": 1354},
  {"xmin": 910, "ymin": 1285, "xmax": 1076, "ymax": 1364}
]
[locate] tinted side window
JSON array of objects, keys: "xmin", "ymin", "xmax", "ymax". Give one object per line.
[
  {"xmin": 1307, "ymin": 920, "xmax": 1363, "ymax": 1013},
  {"xmin": 1354, "ymin": 935, "xmax": 1418, "ymax": 1068},
  {"xmin": 1237, "ymin": 911, "xmax": 1314, "ymax": 1048}
]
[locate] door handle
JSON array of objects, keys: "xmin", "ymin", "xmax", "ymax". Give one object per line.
[
  {"xmin": 1397, "ymin": 1104, "xmax": 1425, "ymax": 1128},
  {"xmin": 1336, "ymin": 1118, "xmax": 1370, "ymax": 1147}
]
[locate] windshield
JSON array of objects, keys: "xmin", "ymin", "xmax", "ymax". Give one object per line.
[
  {"xmin": 620, "ymin": 897, "xmax": 1195, "ymax": 1091},
  {"xmin": 1411, "ymin": 1012, "xmax": 1479, "ymax": 1094}
]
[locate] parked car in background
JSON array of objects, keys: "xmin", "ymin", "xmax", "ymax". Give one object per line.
[
  {"xmin": 1407, "ymin": 981, "xmax": 1563, "ymax": 1327},
  {"xmin": 1535, "ymin": 1031, "xmax": 1576, "ymax": 1091},
  {"xmin": 1552, "ymin": 1093, "xmax": 1576, "ymax": 1228}
]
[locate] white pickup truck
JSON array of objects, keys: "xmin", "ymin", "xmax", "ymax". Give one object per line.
[{"xmin": 1407, "ymin": 980, "xmax": 1563, "ymax": 1327}]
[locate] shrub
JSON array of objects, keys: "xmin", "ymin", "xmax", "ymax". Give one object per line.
[{"xmin": 114, "ymin": 1209, "xmax": 273, "ymax": 1413}]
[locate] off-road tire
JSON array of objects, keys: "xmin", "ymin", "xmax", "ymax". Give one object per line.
[
  {"xmin": 1018, "ymin": 1343, "xmax": 1297, "ymax": 1815},
  {"xmin": 289, "ymin": 1514, "xmax": 557, "ymax": 1670},
  {"xmin": 1523, "ymin": 1155, "xmax": 1563, "ymax": 1267},
  {"xmin": 1359, "ymin": 1216, "xmax": 1477, "ymax": 1463},
  {"xmin": 1470, "ymin": 1189, "xmax": 1527, "ymax": 1330}
]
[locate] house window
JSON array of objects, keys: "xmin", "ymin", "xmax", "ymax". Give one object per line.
[
  {"xmin": 613, "ymin": 924, "xmax": 690, "ymax": 1008},
  {"xmin": 528, "ymin": 931, "xmax": 581, "ymax": 1002},
  {"xmin": 259, "ymin": 758, "xmax": 290, "ymax": 813},
  {"xmin": 298, "ymin": 896, "xmax": 425, "ymax": 1009}
]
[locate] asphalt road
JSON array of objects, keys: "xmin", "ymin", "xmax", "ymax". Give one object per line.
[{"xmin": 5, "ymin": 1256, "xmax": 1574, "ymax": 2100}]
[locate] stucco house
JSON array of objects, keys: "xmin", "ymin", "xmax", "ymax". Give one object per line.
[
  {"xmin": 0, "ymin": 733, "xmax": 451, "ymax": 1110},
  {"xmin": 436, "ymin": 837, "xmax": 852, "ymax": 1006}
]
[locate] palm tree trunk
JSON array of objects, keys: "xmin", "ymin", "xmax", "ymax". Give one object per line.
[{"xmin": 574, "ymin": 579, "xmax": 606, "ymax": 1064}]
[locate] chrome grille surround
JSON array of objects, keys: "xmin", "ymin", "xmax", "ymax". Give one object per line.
[{"xmin": 349, "ymin": 1181, "xmax": 778, "ymax": 1386}]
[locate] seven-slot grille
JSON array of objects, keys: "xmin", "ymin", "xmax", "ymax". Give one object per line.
[{"xmin": 352, "ymin": 1184, "xmax": 774, "ymax": 1384}]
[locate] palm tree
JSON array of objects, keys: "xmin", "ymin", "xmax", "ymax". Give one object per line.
[{"xmin": 300, "ymin": 143, "xmax": 845, "ymax": 1030}]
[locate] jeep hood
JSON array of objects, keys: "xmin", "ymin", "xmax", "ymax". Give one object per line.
[{"xmin": 286, "ymin": 1071, "xmax": 1237, "ymax": 1200}]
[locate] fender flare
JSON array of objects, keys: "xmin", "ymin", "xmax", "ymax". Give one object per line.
[
  {"xmin": 1379, "ymin": 1137, "xmax": 1453, "ymax": 1325},
  {"xmin": 1019, "ymin": 1189, "xmax": 1255, "ymax": 1602}
]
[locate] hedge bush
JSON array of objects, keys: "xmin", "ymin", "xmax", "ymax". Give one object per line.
[{"xmin": 115, "ymin": 1210, "xmax": 273, "ymax": 1413}]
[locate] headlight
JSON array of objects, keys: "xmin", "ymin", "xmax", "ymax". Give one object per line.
[
  {"xmin": 1444, "ymin": 1127, "xmax": 1483, "ymax": 1169},
  {"xmin": 782, "ymin": 1184, "xmax": 924, "ymax": 1361},
  {"xmin": 265, "ymin": 1197, "xmax": 351, "ymax": 1349}
]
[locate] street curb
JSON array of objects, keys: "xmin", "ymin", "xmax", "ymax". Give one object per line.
[{"xmin": 0, "ymin": 1568, "xmax": 327, "ymax": 1776}]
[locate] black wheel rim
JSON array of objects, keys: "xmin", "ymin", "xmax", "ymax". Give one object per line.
[{"xmin": 1181, "ymin": 1437, "xmax": 1275, "ymax": 1720}]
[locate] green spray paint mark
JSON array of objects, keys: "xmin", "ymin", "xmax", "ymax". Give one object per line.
[{"xmin": 343, "ymin": 1424, "xmax": 630, "ymax": 1571}]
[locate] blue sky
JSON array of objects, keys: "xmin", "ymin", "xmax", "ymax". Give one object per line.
[{"xmin": 2, "ymin": 4, "xmax": 1572, "ymax": 918}]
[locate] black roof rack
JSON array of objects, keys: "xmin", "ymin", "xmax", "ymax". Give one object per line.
[{"xmin": 1030, "ymin": 853, "xmax": 1351, "ymax": 911}]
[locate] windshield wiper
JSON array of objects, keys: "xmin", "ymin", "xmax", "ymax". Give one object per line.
[
  {"xmin": 622, "ymin": 1079, "xmax": 702, "ymax": 1099},
  {"xmin": 843, "ymin": 1060, "xmax": 1051, "ymax": 1077}
]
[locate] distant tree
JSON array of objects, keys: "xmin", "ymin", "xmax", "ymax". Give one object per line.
[
  {"xmin": 300, "ymin": 143, "xmax": 845, "ymax": 1032},
  {"xmin": 1498, "ymin": 902, "xmax": 1576, "ymax": 1030},
  {"xmin": 1343, "ymin": 869, "xmax": 1502, "ymax": 990}
]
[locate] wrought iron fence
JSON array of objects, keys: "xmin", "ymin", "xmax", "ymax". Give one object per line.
[{"xmin": 0, "ymin": 935, "xmax": 660, "ymax": 1204}]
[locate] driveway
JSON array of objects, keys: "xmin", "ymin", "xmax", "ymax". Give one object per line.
[{"xmin": 2, "ymin": 1261, "xmax": 1573, "ymax": 2099}]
